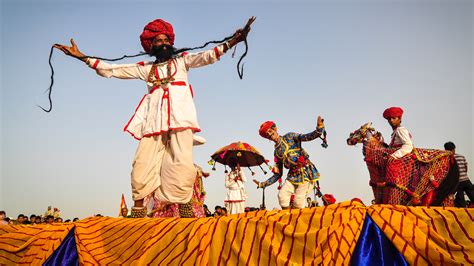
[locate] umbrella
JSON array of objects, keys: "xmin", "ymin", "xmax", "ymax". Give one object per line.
[{"xmin": 210, "ymin": 141, "xmax": 269, "ymax": 174}]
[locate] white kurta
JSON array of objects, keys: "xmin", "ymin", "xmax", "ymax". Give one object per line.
[
  {"xmin": 85, "ymin": 44, "xmax": 227, "ymax": 204},
  {"xmin": 389, "ymin": 126, "xmax": 413, "ymax": 159},
  {"xmin": 86, "ymin": 44, "xmax": 226, "ymax": 139},
  {"xmin": 225, "ymin": 169, "xmax": 247, "ymax": 214}
]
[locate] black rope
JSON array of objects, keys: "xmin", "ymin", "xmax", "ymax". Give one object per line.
[
  {"xmin": 75, "ymin": 53, "xmax": 147, "ymax": 62},
  {"xmin": 175, "ymin": 32, "xmax": 250, "ymax": 80},
  {"xmin": 174, "ymin": 35, "xmax": 234, "ymax": 54},
  {"xmin": 41, "ymin": 32, "xmax": 250, "ymax": 112},
  {"xmin": 38, "ymin": 46, "xmax": 55, "ymax": 112},
  {"xmin": 40, "ymin": 47, "xmax": 146, "ymax": 112},
  {"xmin": 236, "ymin": 38, "xmax": 248, "ymax": 79},
  {"xmin": 174, "ymin": 33, "xmax": 251, "ymax": 80}
]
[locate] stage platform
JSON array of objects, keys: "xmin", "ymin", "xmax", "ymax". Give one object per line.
[{"xmin": 1, "ymin": 201, "xmax": 473, "ymax": 265}]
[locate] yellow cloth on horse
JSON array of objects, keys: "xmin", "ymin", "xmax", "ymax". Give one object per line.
[
  {"xmin": 368, "ymin": 205, "xmax": 474, "ymax": 265},
  {"xmin": 0, "ymin": 223, "xmax": 73, "ymax": 265}
]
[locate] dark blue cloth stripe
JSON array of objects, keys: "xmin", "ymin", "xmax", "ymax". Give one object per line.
[
  {"xmin": 351, "ymin": 214, "xmax": 408, "ymax": 266},
  {"xmin": 43, "ymin": 228, "xmax": 78, "ymax": 266}
]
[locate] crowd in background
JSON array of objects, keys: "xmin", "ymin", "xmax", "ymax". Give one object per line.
[
  {"xmin": 2, "ymin": 198, "xmax": 472, "ymax": 225},
  {"xmin": 0, "ymin": 209, "xmax": 80, "ymax": 225}
]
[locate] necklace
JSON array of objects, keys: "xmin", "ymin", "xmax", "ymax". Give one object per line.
[{"xmin": 148, "ymin": 60, "xmax": 175, "ymax": 87}]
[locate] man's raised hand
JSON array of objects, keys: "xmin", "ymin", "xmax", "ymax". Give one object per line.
[{"xmin": 54, "ymin": 38, "xmax": 86, "ymax": 61}]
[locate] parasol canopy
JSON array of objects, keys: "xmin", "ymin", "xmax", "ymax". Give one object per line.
[
  {"xmin": 209, "ymin": 141, "xmax": 271, "ymax": 175},
  {"xmin": 211, "ymin": 141, "xmax": 267, "ymax": 168}
]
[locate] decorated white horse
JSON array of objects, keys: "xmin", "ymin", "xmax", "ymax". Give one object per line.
[{"xmin": 347, "ymin": 122, "xmax": 458, "ymax": 206}]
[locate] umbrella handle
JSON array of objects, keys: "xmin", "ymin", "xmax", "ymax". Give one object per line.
[{"xmin": 260, "ymin": 187, "xmax": 266, "ymax": 210}]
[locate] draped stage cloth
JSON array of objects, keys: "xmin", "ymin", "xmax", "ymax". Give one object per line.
[{"xmin": 1, "ymin": 201, "xmax": 472, "ymax": 265}]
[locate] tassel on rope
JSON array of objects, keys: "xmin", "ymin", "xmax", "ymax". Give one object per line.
[
  {"xmin": 258, "ymin": 165, "xmax": 267, "ymax": 175},
  {"xmin": 248, "ymin": 167, "xmax": 255, "ymax": 176}
]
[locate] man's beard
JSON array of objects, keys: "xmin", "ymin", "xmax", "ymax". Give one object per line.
[{"xmin": 149, "ymin": 44, "xmax": 176, "ymax": 62}]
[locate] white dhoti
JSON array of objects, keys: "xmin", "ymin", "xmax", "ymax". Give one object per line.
[
  {"xmin": 131, "ymin": 129, "xmax": 196, "ymax": 204},
  {"xmin": 225, "ymin": 189, "xmax": 246, "ymax": 215},
  {"xmin": 225, "ymin": 201, "xmax": 245, "ymax": 215},
  {"xmin": 278, "ymin": 180, "xmax": 313, "ymax": 209}
]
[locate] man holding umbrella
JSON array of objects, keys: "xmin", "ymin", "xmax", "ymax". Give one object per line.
[
  {"xmin": 224, "ymin": 162, "xmax": 247, "ymax": 214},
  {"xmin": 253, "ymin": 116, "xmax": 326, "ymax": 209}
]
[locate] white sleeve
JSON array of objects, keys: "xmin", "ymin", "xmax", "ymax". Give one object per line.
[
  {"xmin": 182, "ymin": 44, "xmax": 226, "ymax": 69},
  {"xmin": 225, "ymin": 172, "xmax": 236, "ymax": 188},
  {"xmin": 391, "ymin": 127, "xmax": 413, "ymax": 159},
  {"xmin": 86, "ymin": 59, "xmax": 148, "ymax": 80}
]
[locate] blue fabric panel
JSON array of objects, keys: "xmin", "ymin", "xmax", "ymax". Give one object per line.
[
  {"xmin": 351, "ymin": 214, "xmax": 408, "ymax": 266},
  {"xmin": 43, "ymin": 228, "xmax": 78, "ymax": 266}
]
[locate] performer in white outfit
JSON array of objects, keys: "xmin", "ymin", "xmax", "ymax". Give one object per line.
[
  {"xmin": 225, "ymin": 164, "xmax": 247, "ymax": 214},
  {"xmin": 54, "ymin": 18, "xmax": 253, "ymax": 217}
]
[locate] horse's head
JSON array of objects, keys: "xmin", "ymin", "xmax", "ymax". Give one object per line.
[{"xmin": 347, "ymin": 122, "xmax": 383, "ymax": 145}]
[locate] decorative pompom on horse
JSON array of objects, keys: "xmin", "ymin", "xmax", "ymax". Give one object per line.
[{"xmin": 347, "ymin": 122, "xmax": 459, "ymax": 206}]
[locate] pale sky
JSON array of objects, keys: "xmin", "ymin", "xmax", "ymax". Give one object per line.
[{"xmin": 1, "ymin": 0, "xmax": 472, "ymax": 219}]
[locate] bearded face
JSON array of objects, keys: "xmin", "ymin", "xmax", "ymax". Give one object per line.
[{"xmin": 149, "ymin": 44, "xmax": 176, "ymax": 62}]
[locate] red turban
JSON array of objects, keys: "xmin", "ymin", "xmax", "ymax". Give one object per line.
[
  {"xmin": 383, "ymin": 107, "xmax": 404, "ymax": 119},
  {"xmin": 322, "ymin": 194, "xmax": 336, "ymax": 206},
  {"xmin": 351, "ymin": 198, "xmax": 364, "ymax": 204},
  {"xmin": 140, "ymin": 19, "xmax": 175, "ymax": 53},
  {"xmin": 259, "ymin": 121, "xmax": 276, "ymax": 139}
]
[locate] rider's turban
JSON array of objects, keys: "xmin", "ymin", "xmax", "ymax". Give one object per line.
[
  {"xmin": 140, "ymin": 19, "xmax": 175, "ymax": 53},
  {"xmin": 259, "ymin": 121, "xmax": 276, "ymax": 139},
  {"xmin": 383, "ymin": 107, "xmax": 404, "ymax": 119}
]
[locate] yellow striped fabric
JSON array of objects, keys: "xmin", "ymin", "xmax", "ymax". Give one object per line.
[
  {"xmin": 74, "ymin": 201, "xmax": 365, "ymax": 265},
  {"xmin": 368, "ymin": 205, "xmax": 474, "ymax": 265},
  {"xmin": 1, "ymin": 203, "xmax": 472, "ymax": 265},
  {"xmin": 0, "ymin": 223, "xmax": 73, "ymax": 265}
]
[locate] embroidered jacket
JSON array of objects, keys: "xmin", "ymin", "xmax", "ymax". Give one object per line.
[{"xmin": 260, "ymin": 127, "xmax": 324, "ymax": 187}]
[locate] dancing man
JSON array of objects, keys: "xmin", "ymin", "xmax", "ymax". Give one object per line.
[
  {"xmin": 253, "ymin": 116, "xmax": 326, "ymax": 209},
  {"xmin": 54, "ymin": 18, "xmax": 253, "ymax": 217}
]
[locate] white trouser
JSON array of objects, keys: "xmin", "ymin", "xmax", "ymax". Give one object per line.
[
  {"xmin": 131, "ymin": 129, "xmax": 196, "ymax": 204},
  {"xmin": 278, "ymin": 180, "xmax": 313, "ymax": 208}
]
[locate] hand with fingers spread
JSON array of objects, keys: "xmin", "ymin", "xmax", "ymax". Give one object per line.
[
  {"xmin": 225, "ymin": 16, "xmax": 256, "ymax": 51},
  {"xmin": 53, "ymin": 38, "xmax": 87, "ymax": 62}
]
